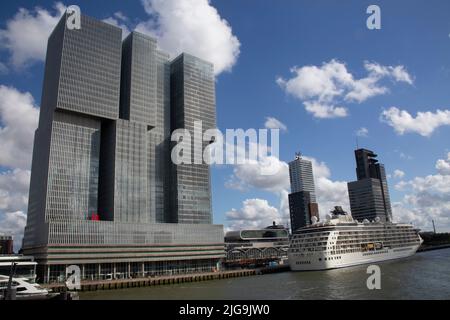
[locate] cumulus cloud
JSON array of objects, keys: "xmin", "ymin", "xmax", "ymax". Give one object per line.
[
  {"xmin": 356, "ymin": 127, "xmax": 369, "ymax": 137},
  {"xmin": 393, "ymin": 169, "xmax": 405, "ymax": 179},
  {"xmin": 0, "ymin": 169, "xmax": 30, "ymax": 250},
  {"xmin": 264, "ymin": 117, "xmax": 287, "ymax": 132},
  {"xmin": 225, "ymin": 199, "xmax": 284, "ymax": 231},
  {"xmin": 277, "ymin": 59, "xmax": 413, "ymax": 119},
  {"xmin": 102, "ymin": 12, "xmax": 131, "ymax": 39},
  {"xmin": 381, "ymin": 107, "xmax": 450, "ymax": 137},
  {"xmin": 225, "ymin": 152, "xmax": 349, "ymax": 230},
  {"xmin": 2, "ymin": 1, "xmax": 240, "ymax": 76},
  {"xmin": 302, "ymin": 156, "xmax": 349, "ymax": 215},
  {"xmin": 0, "ymin": 169, "xmax": 31, "ymax": 213},
  {"xmin": 436, "ymin": 152, "xmax": 450, "ymax": 175},
  {"xmin": 136, "ymin": 0, "xmax": 240, "ymax": 75},
  {"xmin": 0, "ymin": 211, "xmax": 27, "ymax": 251},
  {"xmin": 0, "ymin": 85, "xmax": 40, "ymax": 169},
  {"xmin": 393, "ymin": 153, "xmax": 450, "ymax": 232},
  {"xmin": 225, "ymin": 156, "xmax": 289, "ymax": 193},
  {"xmin": 0, "ymin": 86, "xmax": 37, "ymax": 250},
  {"xmin": 303, "ymin": 101, "xmax": 348, "ymax": 119},
  {"xmin": 0, "ymin": 2, "xmax": 66, "ymax": 68}
]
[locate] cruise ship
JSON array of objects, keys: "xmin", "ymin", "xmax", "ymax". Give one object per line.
[{"xmin": 288, "ymin": 211, "xmax": 423, "ymax": 271}]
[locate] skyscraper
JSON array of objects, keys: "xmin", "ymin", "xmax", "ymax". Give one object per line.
[
  {"xmin": 347, "ymin": 148, "xmax": 393, "ymax": 222},
  {"xmin": 170, "ymin": 54, "xmax": 216, "ymax": 224},
  {"xmin": 22, "ymin": 13, "xmax": 224, "ymax": 283},
  {"xmin": 288, "ymin": 154, "xmax": 319, "ymax": 232},
  {"xmin": 288, "ymin": 154, "xmax": 316, "ymax": 202}
]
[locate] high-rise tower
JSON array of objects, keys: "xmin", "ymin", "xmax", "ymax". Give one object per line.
[
  {"xmin": 288, "ymin": 154, "xmax": 319, "ymax": 233},
  {"xmin": 22, "ymin": 13, "xmax": 223, "ymax": 283},
  {"xmin": 347, "ymin": 148, "xmax": 393, "ymax": 222},
  {"xmin": 170, "ymin": 54, "xmax": 215, "ymax": 224}
]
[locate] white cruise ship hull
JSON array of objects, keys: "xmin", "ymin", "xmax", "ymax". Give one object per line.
[{"xmin": 289, "ymin": 244, "xmax": 421, "ymax": 271}]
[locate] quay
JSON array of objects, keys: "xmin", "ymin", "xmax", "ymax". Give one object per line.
[{"xmin": 43, "ymin": 269, "xmax": 258, "ymax": 292}]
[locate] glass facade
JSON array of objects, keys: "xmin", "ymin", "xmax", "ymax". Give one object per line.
[
  {"xmin": 348, "ymin": 149, "xmax": 393, "ymax": 222},
  {"xmin": 289, "ymin": 191, "xmax": 313, "ymax": 232},
  {"xmin": 288, "ymin": 157, "xmax": 316, "ymax": 202},
  {"xmin": 348, "ymin": 179, "xmax": 388, "ymax": 222},
  {"xmin": 46, "ymin": 112, "xmax": 101, "ymax": 221},
  {"xmin": 113, "ymin": 120, "xmax": 149, "ymax": 223},
  {"xmin": 57, "ymin": 15, "xmax": 122, "ymax": 119},
  {"xmin": 46, "ymin": 259, "xmax": 218, "ymax": 283},
  {"xmin": 23, "ymin": 14, "xmax": 223, "ymax": 282},
  {"xmin": 170, "ymin": 54, "xmax": 216, "ymax": 224},
  {"xmin": 120, "ymin": 32, "xmax": 157, "ymax": 126}
]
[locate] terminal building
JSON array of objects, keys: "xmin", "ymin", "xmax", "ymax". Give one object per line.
[
  {"xmin": 22, "ymin": 13, "xmax": 224, "ymax": 283},
  {"xmin": 0, "ymin": 255, "xmax": 37, "ymax": 281},
  {"xmin": 224, "ymin": 223, "xmax": 289, "ymax": 267}
]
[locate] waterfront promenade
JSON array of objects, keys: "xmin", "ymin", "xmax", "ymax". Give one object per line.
[{"xmin": 43, "ymin": 269, "xmax": 257, "ymax": 292}]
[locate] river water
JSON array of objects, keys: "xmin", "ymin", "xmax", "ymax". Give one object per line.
[{"xmin": 81, "ymin": 248, "xmax": 450, "ymax": 300}]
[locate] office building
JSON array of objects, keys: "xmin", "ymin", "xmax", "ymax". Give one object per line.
[
  {"xmin": 347, "ymin": 148, "xmax": 393, "ymax": 222},
  {"xmin": 22, "ymin": 13, "xmax": 224, "ymax": 283},
  {"xmin": 289, "ymin": 154, "xmax": 316, "ymax": 202},
  {"xmin": 170, "ymin": 54, "xmax": 216, "ymax": 224},
  {"xmin": 288, "ymin": 154, "xmax": 319, "ymax": 232}
]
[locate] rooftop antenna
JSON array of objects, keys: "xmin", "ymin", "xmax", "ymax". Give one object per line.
[
  {"xmin": 295, "ymin": 151, "xmax": 302, "ymax": 160},
  {"xmin": 356, "ymin": 136, "xmax": 359, "ymax": 149}
]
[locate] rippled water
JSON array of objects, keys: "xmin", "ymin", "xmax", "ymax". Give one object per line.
[{"xmin": 81, "ymin": 248, "xmax": 450, "ymax": 300}]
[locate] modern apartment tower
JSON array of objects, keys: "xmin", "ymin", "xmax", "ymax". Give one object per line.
[
  {"xmin": 22, "ymin": 13, "xmax": 224, "ymax": 282},
  {"xmin": 347, "ymin": 148, "xmax": 393, "ymax": 222},
  {"xmin": 288, "ymin": 154, "xmax": 319, "ymax": 233}
]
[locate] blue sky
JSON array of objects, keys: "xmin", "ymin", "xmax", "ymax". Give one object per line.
[{"xmin": 1, "ymin": 0, "xmax": 450, "ymax": 248}]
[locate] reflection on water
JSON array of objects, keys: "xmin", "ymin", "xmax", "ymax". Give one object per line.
[{"xmin": 81, "ymin": 248, "xmax": 450, "ymax": 300}]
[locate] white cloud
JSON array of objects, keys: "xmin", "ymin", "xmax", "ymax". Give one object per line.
[
  {"xmin": 364, "ymin": 62, "xmax": 413, "ymax": 85},
  {"xmin": 356, "ymin": 127, "xmax": 369, "ymax": 137},
  {"xmin": 0, "ymin": 211, "xmax": 27, "ymax": 251},
  {"xmin": 381, "ymin": 107, "xmax": 450, "ymax": 137},
  {"xmin": 303, "ymin": 101, "xmax": 348, "ymax": 119},
  {"xmin": 0, "ymin": 86, "xmax": 37, "ymax": 251},
  {"xmin": 302, "ymin": 156, "xmax": 349, "ymax": 215},
  {"xmin": 436, "ymin": 152, "xmax": 450, "ymax": 175},
  {"xmin": 225, "ymin": 198, "xmax": 284, "ymax": 231},
  {"xmin": 393, "ymin": 154, "xmax": 450, "ymax": 232},
  {"xmin": 1, "ymin": 1, "xmax": 240, "ymax": 75},
  {"xmin": 0, "ymin": 3, "xmax": 66, "ymax": 68},
  {"xmin": 0, "ymin": 169, "xmax": 30, "ymax": 213},
  {"xmin": 225, "ymin": 155, "xmax": 290, "ymax": 193},
  {"xmin": 264, "ymin": 117, "xmax": 287, "ymax": 132},
  {"xmin": 225, "ymin": 153, "xmax": 349, "ymax": 230},
  {"xmin": 136, "ymin": 0, "xmax": 240, "ymax": 75},
  {"xmin": 393, "ymin": 169, "xmax": 405, "ymax": 179},
  {"xmin": 0, "ymin": 85, "xmax": 40, "ymax": 169},
  {"xmin": 277, "ymin": 59, "xmax": 413, "ymax": 119},
  {"xmin": 102, "ymin": 12, "xmax": 131, "ymax": 39}
]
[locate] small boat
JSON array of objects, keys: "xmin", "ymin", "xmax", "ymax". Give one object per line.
[{"xmin": 0, "ymin": 275, "xmax": 56, "ymax": 300}]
